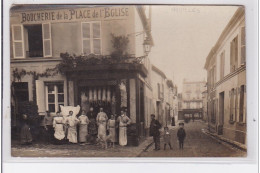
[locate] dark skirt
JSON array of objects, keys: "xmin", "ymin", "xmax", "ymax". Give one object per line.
[{"xmin": 20, "ymin": 124, "xmax": 32, "ymax": 144}]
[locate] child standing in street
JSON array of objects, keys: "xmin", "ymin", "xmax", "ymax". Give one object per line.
[
  {"xmin": 163, "ymin": 127, "xmax": 172, "ymax": 150},
  {"xmin": 177, "ymin": 122, "xmax": 186, "ymax": 149}
]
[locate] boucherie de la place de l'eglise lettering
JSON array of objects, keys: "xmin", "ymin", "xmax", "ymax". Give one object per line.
[{"xmin": 21, "ymin": 7, "xmax": 129, "ymax": 23}]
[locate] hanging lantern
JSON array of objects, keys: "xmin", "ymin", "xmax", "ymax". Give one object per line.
[
  {"xmin": 98, "ymin": 87, "xmax": 102, "ymax": 101},
  {"xmin": 89, "ymin": 88, "xmax": 93, "ymax": 103},
  {"xmin": 102, "ymin": 87, "xmax": 107, "ymax": 102},
  {"xmin": 107, "ymin": 87, "xmax": 111, "ymax": 103}
]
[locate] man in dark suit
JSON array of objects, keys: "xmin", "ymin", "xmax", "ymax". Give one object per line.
[
  {"xmin": 150, "ymin": 114, "xmax": 161, "ymax": 150},
  {"xmin": 177, "ymin": 122, "xmax": 186, "ymax": 149}
]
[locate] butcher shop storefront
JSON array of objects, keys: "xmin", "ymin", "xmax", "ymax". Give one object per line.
[{"xmin": 10, "ymin": 5, "xmax": 153, "ymax": 146}]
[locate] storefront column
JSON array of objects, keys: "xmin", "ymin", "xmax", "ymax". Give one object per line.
[
  {"xmin": 129, "ymin": 79, "xmax": 136, "ymax": 123},
  {"xmin": 68, "ymin": 80, "xmax": 74, "ymax": 106}
]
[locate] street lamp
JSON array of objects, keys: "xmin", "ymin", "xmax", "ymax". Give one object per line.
[{"xmin": 143, "ymin": 37, "xmax": 151, "ymax": 56}]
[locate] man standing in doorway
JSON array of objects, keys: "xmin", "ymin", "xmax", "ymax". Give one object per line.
[{"xmin": 150, "ymin": 114, "xmax": 161, "ymax": 150}]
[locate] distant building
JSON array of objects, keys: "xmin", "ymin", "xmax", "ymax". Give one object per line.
[
  {"xmin": 179, "ymin": 79, "xmax": 206, "ymax": 120},
  {"xmin": 177, "ymin": 93, "xmax": 183, "ymax": 120},
  {"xmin": 204, "ymin": 7, "xmax": 246, "ymax": 146}
]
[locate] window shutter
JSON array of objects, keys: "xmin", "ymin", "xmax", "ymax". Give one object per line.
[
  {"xmin": 42, "ymin": 23, "xmax": 52, "ymax": 57},
  {"xmin": 92, "ymin": 22, "xmax": 101, "ymax": 54},
  {"xmin": 12, "ymin": 25, "xmax": 24, "ymax": 58},
  {"xmin": 241, "ymin": 26, "xmax": 246, "ymax": 64},
  {"xmin": 82, "ymin": 22, "xmax": 91, "ymax": 55},
  {"xmin": 36, "ymin": 80, "xmax": 46, "ymax": 115}
]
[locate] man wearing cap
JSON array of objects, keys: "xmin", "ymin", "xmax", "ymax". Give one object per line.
[{"xmin": 150, "ymin": 114, "xmax": 161, "ymax": 150}]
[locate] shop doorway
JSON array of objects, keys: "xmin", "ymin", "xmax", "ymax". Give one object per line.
[{"xmin": 78, "ymin": 85, "xmax": 117, "ymax": 119}]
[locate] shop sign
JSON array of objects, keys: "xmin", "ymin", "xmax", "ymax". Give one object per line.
[{"xmin": 18, "ymin": 6, "xmax": 130, "ymax": 24}]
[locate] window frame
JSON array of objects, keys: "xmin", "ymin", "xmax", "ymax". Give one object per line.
[
  {"xmin": 45, "ymin": 83, "xmax": 64, "ymax": 113},
  {"xmin": 81, "ymin": 21, "xmax": 102, "ymax": 55},
  {"xmin": 12, "ymin": 23, "xmax": 52, "ymax": 59}
]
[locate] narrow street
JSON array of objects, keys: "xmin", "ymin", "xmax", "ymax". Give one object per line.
[{"xmin": 139, "ymin": 121, "xmax": 246, "ymax": 157}]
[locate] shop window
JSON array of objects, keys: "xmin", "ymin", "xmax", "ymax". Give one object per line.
[
  {"xmin": 230, "ymin": 36, "xmax": 238, "ymax": 72},
  {"xmin": 45, "ymin": 83, "xmax": 64, "ymax": 113},
  {"xmin": 82, "ymin": 21, "xmax": 101, "ymax": 55},
  {"xmin": 12, "ymin": 23, "xmax": 52, "ymax": 58}
]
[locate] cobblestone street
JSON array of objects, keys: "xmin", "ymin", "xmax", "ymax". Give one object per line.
[
  {"xmin": 11, "ymin": 121, "xmax": 246, "ymax": 157},
  {"xmin": 139, "ymin": 121, "xmax": 246, "ymax": 157}
]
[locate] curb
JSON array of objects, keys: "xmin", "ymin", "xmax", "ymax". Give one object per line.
[
  {"xmin": 202, "ymin": 129, "xmax": 247, "ymax": 152},
  {"xmin": 136, "ymin": 139, "xmax": 154, "ymax": 157}
]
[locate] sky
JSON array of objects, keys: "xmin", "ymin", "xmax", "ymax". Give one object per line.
[{"xmin": 149, "ymin": 5, "xmax": 238, "ymax": 92}]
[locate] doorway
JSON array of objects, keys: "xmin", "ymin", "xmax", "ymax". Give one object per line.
[{"xmin": 219, "ymin": 92, "xmax": 225, "ymax": 134}]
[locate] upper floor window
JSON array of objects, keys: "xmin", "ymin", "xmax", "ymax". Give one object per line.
[
  {"xmin": 220, "ymin": 51, "xmax": 225, "ymax": 79},
  {"xmin": 82, "ymin": 22, "xmax": 101, "ymax": 55},
  {"xmin": 186, "ymin": 93, "xmax": 190, "ymax": 100},
  {"xmin": 12, "ymin": 23, "xmax": 52, "ymax": 58},
  {"xmin": 230, "ymin": 36, "xmax": 238, "ymax": 72},
  {"xmin": 240, "ymin": 26, "xmax": 246, "ymax": 65}
]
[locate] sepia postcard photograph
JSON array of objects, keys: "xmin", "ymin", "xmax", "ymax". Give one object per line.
[{"xmin": 8, "ymin": 4, "xmax": 248, "ymax": 158}]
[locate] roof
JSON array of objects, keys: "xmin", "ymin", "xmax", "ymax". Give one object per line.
[
  {"xmin": 152, "ymin": 65, "xmax": 166, "ymax": 79},
  {"xmin": 204, "ymin": 7, "xmax": 245, "ymax": 69}
]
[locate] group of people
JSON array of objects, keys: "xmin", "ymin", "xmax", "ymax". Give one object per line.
[
  {"xmin": 20, "ymin": 108, "xmax": 186, "ymax": 150},
  {"xmin": 20, "ymin": 106, "xmax": 132, "ymax": 148},
  {"xmin": 150, "ymin": 114, "xmax": 186, "ymax": 150}
]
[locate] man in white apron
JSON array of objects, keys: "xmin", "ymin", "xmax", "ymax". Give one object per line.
[{"xmin": 117, "ymin": 109, "xmax": 131, "ymax": 146}]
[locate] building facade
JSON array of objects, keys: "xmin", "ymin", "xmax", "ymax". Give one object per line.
[
  {"xmin": 178, "ymin": 79, "xmax": 206, "ymax": 120},
  {"xmin": 204, "ymin": 7, "xmax": 246, "ymax": 146},
  {"xmin": 201, "ymin": 89, "xmax": 208, "ymax": 122},
  {"xmin": 151, "ymin": 65, "xmax": 176, "ymax": 127},
  {"xmin": 10, "ymin": 5, "xmax": 154, "ymax": 145}
]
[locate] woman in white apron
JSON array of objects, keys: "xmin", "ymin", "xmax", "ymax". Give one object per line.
[{"xmin": 117, "ymin": 110, "xmax": 131, "ymax": 146}]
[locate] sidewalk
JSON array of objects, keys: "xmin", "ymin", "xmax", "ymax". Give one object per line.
[
  {"xmin": 11, "ymin": 137, "xmax": 154, "ymax": 157},
  {"xmin": 199, "ymin": 121, "xmax": 247, "ymax": 152}
]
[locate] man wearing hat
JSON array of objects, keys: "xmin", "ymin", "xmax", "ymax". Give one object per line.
[
  {"xmin": 150, "ymin": 114, "xmax": 162, "ymax": 150},
  {"xmin": 177, "ymin": 122, "xmax": 186, "ymax": 149}
]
